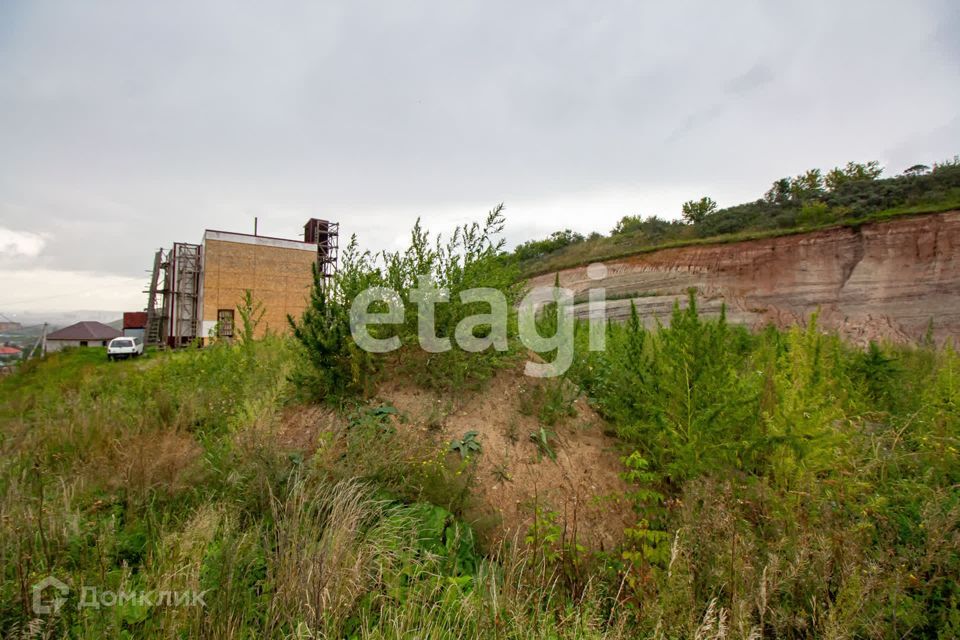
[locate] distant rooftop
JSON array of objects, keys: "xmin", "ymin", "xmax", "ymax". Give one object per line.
[
  {"xmin": 123, "ymin": 311, "xmax": 148, "ymax": 329},
  {"xmin": 47, "ymin": 321, "xmax": 121, "ymax": 341}
]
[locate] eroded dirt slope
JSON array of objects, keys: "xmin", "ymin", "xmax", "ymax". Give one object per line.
[
  {"xmin": 278, "ymin": 361, "xmax": 632, "ymax": 551},
  {"xmin": 528, "ymin": 211, "xmax": 960, "ymax": 345},
  {"xmin": 377, "ymin": 364, "xmax": 632, "ymax": 551}
]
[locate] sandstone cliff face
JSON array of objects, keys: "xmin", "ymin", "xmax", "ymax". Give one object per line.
[{"xmin": 527, "ymin": 211, "xmax": 960, "ymax": 345}]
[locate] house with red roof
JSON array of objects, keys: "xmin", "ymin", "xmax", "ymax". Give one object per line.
[
  {"xmin": 0, "ymin": 344, "xmax": 22, "ymax": 361},
  {"xmin": 123, "ymin": 312, "xmax": 148, "ymax": 340}
]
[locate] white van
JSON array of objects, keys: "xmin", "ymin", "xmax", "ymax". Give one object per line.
[{"xmin": 107, "ymin": 336, "xmax": 144, "ymax": 360}]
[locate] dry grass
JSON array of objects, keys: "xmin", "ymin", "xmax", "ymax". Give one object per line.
[
  {"xmin": 100, "ymin": 429, "xmax": 202, "ymax": 496},
  {"xmin": 270, "ymin": 478, "xmax": 388, "ymax": 633}
]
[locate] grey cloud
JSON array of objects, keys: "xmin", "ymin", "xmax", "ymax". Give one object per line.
[
  {"xmin": 665, "ymin": 103, "xmax": 727, "ymax": 143},
  {"xmin": 0, "ymin": 0, "xmax": 958, "ymax": 292},
  {"xmin": 726, "ymin": 64, "xmax": 775, "ymax": 95}
]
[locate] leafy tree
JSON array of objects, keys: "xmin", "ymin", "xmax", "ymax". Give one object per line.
[
  {"xmin": 824, "ymin": 167, "xmax": 847, "ymax": 192},
  {"xmin": 902, "ymin": 164, "xmax": 930, "ymax": 177},
  {"xmin": 764, "ymin": 177, "xmax": 793, "ymax": 204},
  {"xmin": 825, "ymin": 160, "xmax": 883, "ymax": 190},
  {"xmin": 681, "ymin": 196, "xmax": 718, "ymax": 225},
  {"xmin": 847, "ymin": 159, "xmax": 883, "ymax": 180},
  {"xmin": 513, "ymin": 229, "xmax": 585, "ymax": 261},
  {"xmin": 611, "ymin": 214, "xmax": 644, "ymax": 234},
  {"xmin": 790, "ymin": 168, "xmax": 825, "ymax": 202},
  {"xmin": 611, "ymin": 214, "xmax": 684, "ymax": 238}
]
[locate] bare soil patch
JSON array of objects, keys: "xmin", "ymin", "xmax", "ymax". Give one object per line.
[{"xmin": 280, "ymin": 360, "xmax": 632, "ymax": 550}]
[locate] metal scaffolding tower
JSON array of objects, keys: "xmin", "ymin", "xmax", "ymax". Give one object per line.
[
  {"xmin": 144, "ymin": 249, "xmax": 168, "ymax": 346},
  {"xmin": 304, "ymin": 218, "xmax": 340, "ymax": 280},
  {"xmin": 170, "ymin": 243, "xmax": 201, "ymax": 345}
]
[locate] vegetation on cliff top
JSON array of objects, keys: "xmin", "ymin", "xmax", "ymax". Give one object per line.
[{"xmin": 518, "ymin": 156, "xmax": 960, "ymax": 275}]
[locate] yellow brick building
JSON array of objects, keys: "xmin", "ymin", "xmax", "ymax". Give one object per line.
[
  {"xmin": 146, "ymin": 219, "xmax": 337, "ymax": 347},
  {"xmin": 198, "ymin": 230, "xmax": 318, "ymax": 341}
]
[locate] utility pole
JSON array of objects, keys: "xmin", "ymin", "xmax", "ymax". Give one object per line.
[{"xmin": 28, "ymin": 323, "xmax": 47, "ymax": 359}]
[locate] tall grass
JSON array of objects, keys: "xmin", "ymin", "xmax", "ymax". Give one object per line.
[{"xmin": 0, "ymin": 340, "xmax": 632, "ymax": 638}]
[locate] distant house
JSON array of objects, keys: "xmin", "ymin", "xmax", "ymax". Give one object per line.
[
  {"xmin": 45, "ymin": 321, "xmax": 121, "ymax": 353},
  {"xmin": 0, "ymin": 344, "xmax": 22, "ymax": 361},
  {"xmin": 122, "ymin": 312, "xmax": 148, "ymax": 340},
  {"xmin": 0, "ymin": 322, "xmax": 22, "ymax": 333}
]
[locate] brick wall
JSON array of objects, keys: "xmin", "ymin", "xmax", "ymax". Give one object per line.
[{"xmin": 201, "ymin": 236, "xmax": 316, "ymax": 340}]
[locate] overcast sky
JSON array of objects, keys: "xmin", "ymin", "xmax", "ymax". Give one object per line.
[{"xmin": 1, "ymin": 1, "xmax": 958, "ymax": 315}]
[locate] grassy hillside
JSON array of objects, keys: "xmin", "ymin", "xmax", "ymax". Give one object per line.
[
  {"xmin": 519, "ymin": 159, "xmax": 960, "ymax": 276},
  {"xmin": 2, "ymin": 212, "xmax": 959, "ymax": 638}
]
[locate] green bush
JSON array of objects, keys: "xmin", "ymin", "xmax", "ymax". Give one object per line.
[
  {"xmin": 565, "ymin": 292, "xmax": 960, "ymax": 637},
  {"xmin": 289, "ymin": 205, "xmax": 522, "ymax": 401}
]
